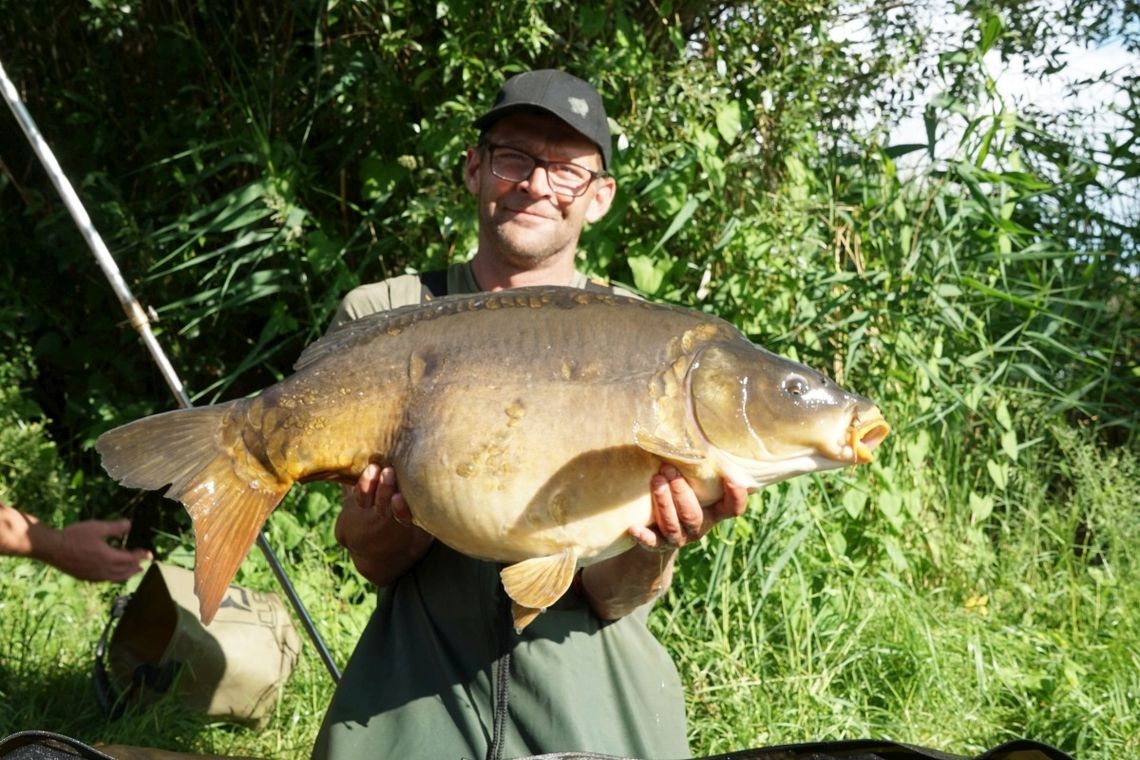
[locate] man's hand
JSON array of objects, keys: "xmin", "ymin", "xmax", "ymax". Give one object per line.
[
  {"xmin": 40, "ymin": 518, "xmax": 152, "ymax": 582},
  {"xmin": 580, "ymin": 466, "xmax": 752, "ymax": 621},
  {"xmin": 630, "ymin": 465, "xmax": 750, "ymax": 551},
  {"xmin": 334, "ymin": 464, "xmax": 433, "ymax": 587}
]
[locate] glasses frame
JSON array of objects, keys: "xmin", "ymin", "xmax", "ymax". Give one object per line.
[{"xmin": 483, "ymin": 143, "xmax": 609, "ymax": 198}]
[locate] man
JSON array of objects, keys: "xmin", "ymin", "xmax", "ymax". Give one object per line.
[
  {"xmin": 0, "ymin": 500, "xmax": 151, "ymax": 581},
  {"xmin": 312, "ymin": 69, "xmax": 749, "ymax": 760}
]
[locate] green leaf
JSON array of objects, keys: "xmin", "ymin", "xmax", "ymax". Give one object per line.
[
  {"xmin": 995, "ymin": 399, "xmax": 1013, "ymax": 431},
  {"xmin": 923, "ymin": 106, "xmax": 938, "ymax": 156},
  {"xmin": 305, "ymin": 230, "xmax": 343, "ymax": 275},
  {"xmin": 360, "ymin": 155, "xmax": 407, "ymax": 203},
  {"xmin": 906, "ymin": 430, "xmax": 930, "ymax": 469},
  {"xmin": 877, "ymin": 491, "xmax": 905, "ymax": 530},
  {"xmin": 883, "ymin": 535, "xmax": 909, "ymax": 573},
  {"xmin": 828, "ymin": 529, "xmax": 848, "ymax": 558},
  {"xmin": 627, "ymin": 254, "xmax": 667, "ymax": 294},
  {"xmin": 577, "ymin": 5, "xmax": 606, "ymax": 38},
  {"xmin": 884, "ymin": 143, "xmax": 928, "ymax": 158},
  {"xmin": 980, "ymin": 14, "xmax": 1003, "ymax": 54},
  {"xmin": 969, "ymin": 492, "xmax": 994, "ymax": 522},
  {"xmin": 986, "ymin": 459, "xmax": 1008, "ymax": 490},
  {"xmin": 650, "ymin": 194, "xmax": 701, "ymax": 254},
  {"xmin": 1001, "ymin": 430, "xmax": 1019, "ymax": 462},
  {"xmin": 963, "ymin": 383, "xmax": 985, "ymax": 411},
  {"xmin": 715, "ymin": 100, "xmax": 742, "ymax": 145},
  {"xmin": 843, "ymin": 489, "xmax": 868, "ymax": 519}
]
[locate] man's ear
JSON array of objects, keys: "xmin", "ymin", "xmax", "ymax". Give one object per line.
[
  {"xmin": 584, "ymin": 175, "xmax": 616, "ymax": 223},
  {"xmin": 464, "ymin": 147, "xmax": 482, "ymax": 194}
]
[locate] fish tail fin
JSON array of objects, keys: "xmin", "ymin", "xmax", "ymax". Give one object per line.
[{"xmin": 96, "ymin": 402, "xmax": 290, "ymax": 625}]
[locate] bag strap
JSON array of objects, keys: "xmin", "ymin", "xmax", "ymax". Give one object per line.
[
  {"xmin": 486, "ymin": 585, "xmax": 514, "ymax": 760},
  {"xmin": 419, "ymin": 268, "xmax": 449, "ymax": 300},
  {"xmin": 93, "ymin": 594, "xmax": 131, "ymax": 717}
]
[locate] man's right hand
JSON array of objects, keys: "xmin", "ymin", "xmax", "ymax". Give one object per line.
[{"xmin": 334, "ymin": 464, "xmax": 433, "ymax": 586}]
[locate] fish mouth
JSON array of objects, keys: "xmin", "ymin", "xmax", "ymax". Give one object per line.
[{"xmin": 847, "ymin": 409, "xmax": 890, "ymax": 463}]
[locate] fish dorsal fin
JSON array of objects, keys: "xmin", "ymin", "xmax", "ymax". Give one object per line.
[
  {"xmin": 297, "ymin": 286, "xmax": 653, "ymax": 372},
  {"xmin": 499, "ymin": 548, "xmax": 578, "ymax": 623},
  {"xmin": 295, "ymin": 300, "xmax": 431, "ymax": 371}
]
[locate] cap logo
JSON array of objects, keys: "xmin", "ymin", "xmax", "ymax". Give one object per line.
[{"xmin": 567, "ymin": 97, "xmax": 589, "ymax": 118}]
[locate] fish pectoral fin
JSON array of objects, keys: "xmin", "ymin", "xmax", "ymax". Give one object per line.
[
  {"xmin": 633, "ymin": 425, "xmax": 705, "ymax": 464},
  {"xmin": 499, "ymin": 548, "xmax": 577, "ymax": 615},
  {"xmin": 510, "ymin": 602, "xmax": 544, "ymax": 633}
]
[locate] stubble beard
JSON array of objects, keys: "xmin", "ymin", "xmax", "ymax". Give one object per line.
[{"xmin": 484, "ymin": 206, "xmax": 576, "ymax": 269}]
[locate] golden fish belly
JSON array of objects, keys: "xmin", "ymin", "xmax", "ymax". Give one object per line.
[{"xmin": 393, "ymin": 379, "xmax": 663, "ymax": 565}]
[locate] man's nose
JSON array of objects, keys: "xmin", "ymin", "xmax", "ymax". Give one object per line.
[{"xmin": 518, "ymin": 164, "xmax": 555, "ymax": 197}]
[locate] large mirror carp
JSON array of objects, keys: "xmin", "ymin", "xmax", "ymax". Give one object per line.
[{"xmin": 97, "ymin": 287, "xmax": 889, "ymax": 630}]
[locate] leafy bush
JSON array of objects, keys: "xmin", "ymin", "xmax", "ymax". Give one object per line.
[{"xmin": 0, "ymin": 340, "xmax": 73, "ymax": 524}]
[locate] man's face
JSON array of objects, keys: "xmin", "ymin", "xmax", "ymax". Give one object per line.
[{"xmin": 465, "ymin": 112, "xmax": 615, "ymax": 269}]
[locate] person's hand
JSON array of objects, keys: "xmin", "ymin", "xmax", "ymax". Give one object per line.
[
  {"xmin": 334, "ymin": 464, "xmax": 433, "ymax": 586},
  {"xmin": 629, "ymin": 465, "xmax": 751, "ymax": 552},
  {"xmin": 44, "ymin": 518, "xmax": 152, "ymax": 582},
  {"xmin": 580, "ymin": 465, "xmax": 752, "ymax": 621}
]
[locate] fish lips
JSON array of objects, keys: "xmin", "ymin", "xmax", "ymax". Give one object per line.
[{"xmin": 847, "ymin": 408, "xmax": 890, "ymax": 463}]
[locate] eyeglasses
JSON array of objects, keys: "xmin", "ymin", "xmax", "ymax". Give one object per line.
[{"xmin": 485, "ymin": 143, "xmax": 608, "ymax": 198}]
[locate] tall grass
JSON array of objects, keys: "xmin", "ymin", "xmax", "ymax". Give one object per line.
[{"xmin": 660, "ymin": 426, "xmax": 1140, "ymax": 758}]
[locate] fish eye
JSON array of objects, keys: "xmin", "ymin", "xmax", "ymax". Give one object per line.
[{"xmin": 784, "ymin": 376, "xmax": 809, "ymax": 397}]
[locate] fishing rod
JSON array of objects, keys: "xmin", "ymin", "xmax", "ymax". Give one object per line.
[{"xmin": 1, "ymin": 57, "xmax": 341, "ymax": 683}]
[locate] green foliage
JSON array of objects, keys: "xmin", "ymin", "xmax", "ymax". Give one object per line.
[
  {"xmin": 0, "ymin": 0, "xmax": 1136, "ymax": 757},
  {"xmin": 0, "ymin": 341, "xmax": 74, "ymax": 523}
]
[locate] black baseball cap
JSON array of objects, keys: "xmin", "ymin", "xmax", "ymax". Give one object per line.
[{"xmin": 474, "ymin": 69, "xmax": 612, "ymax": 169}]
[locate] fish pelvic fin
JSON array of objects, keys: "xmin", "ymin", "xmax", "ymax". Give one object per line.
[
  {"xmin": 510, "ymin": 602, "xmax": 543, "ymax": 633},
  {"xmin": 499, "ymin": 547, "xmax": 577, "ymax": 628},
  {"xmin": 96, "ymin": 402, "xmax": 290, "ymax": 625}
]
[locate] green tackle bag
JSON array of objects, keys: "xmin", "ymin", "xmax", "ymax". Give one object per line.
[{"xmin": 93, "ymin": 562, "xmax": 301, "ymax": 727}]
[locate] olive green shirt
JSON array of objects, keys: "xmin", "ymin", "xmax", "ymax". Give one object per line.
[{"xmin": 312, "ymin": 262, "xmax": 689, "ymax": 760}]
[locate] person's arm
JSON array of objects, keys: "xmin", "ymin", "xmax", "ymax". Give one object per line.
[
  {"xmin": 0, "ymin": 501, "xmax": 151, "ymax": 581},
  {"xmin": 333, "ymin": 464, "xmax": 434, "ymax": 587},
  {"xmin": 578, "ymin": 466, "xmax": 751, "ymax": 621}
]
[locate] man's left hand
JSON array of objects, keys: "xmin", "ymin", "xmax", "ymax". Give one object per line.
[{"xmin": 629, "ymin": 465, "xmax": 750, "ymax": 552}]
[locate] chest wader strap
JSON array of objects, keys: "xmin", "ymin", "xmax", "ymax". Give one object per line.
[
  {"xmin": 418, "ymin": 268, "xmax": 449, "ymax": 301},
  {"xmin": 487, "ymin": 586, "xmax": 514, "ymax": 760}
]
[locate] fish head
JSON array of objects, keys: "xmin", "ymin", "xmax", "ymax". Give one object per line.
[{"xmin": 688, "ymin": 341, "xmax": 890, "ymax": 487}]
